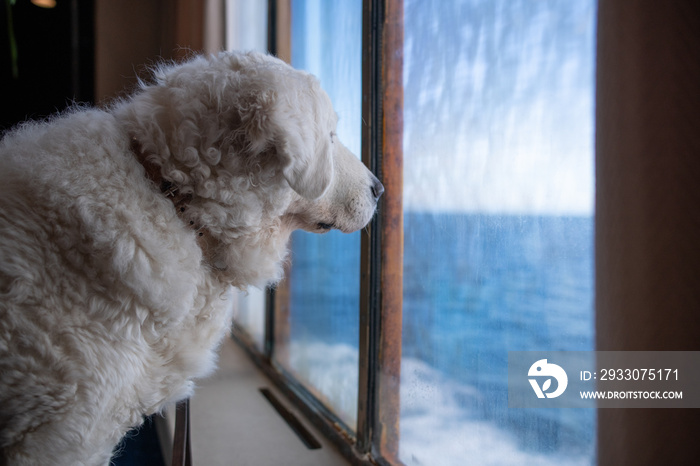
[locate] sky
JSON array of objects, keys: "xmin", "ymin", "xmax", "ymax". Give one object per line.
[
  {"xmin": 250, "ymin": 0, "xmax": 596, "ymax": 216},
  {"xmin": 402, "ymin": 0, "xmax": 597, "ymax": 215},
  {"xmin": 291, "ymin": 0, "xmax": 363, "ymax": 158}
]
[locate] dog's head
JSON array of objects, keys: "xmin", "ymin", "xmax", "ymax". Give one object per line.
[{"xmin": 116, "ymin": 51, "xmax": 383, "ymax": 287}]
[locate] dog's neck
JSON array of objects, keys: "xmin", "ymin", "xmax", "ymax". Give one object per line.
[{"xmin": 130, "ymin": 137, "xmax": 208, "ymax": 240}]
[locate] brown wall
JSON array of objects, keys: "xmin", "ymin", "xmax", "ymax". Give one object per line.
[
  {"xmin": 596, "ymin": 0, "xmax": 700, "ymax": 464},
  {"xmin": 94, "ymin": 0, "xmax": 219, "ymax": 104}
]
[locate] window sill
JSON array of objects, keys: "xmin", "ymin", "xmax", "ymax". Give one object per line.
[{"xmin": 162, "ymin": 337, "xmax": 349, "ymax": 466}]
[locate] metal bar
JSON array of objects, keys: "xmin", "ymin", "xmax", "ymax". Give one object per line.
[
  {"xmin": 268, "ymin": 0, "xmax": 293, "ymax": 365},
  {"xmin": 263, "ymin": 288, "xmax": 275, "ymax": 361},
  {"xmin": 267, "ymin": 0, "xmax": 277, "ymax": 56},
  {"xmin": 357, "ymin": 0, "xmax": 372, "ymax": 450},
  {"xmin": 262, "ymin": 0, "xmax": 278, "ymax": 363},
  {"xmin": 357, "ymin": 0, "xmax": 383, "ymax": 454},
  {"xmin": 172, "ymin": 398, "xmax": 192, "ymax": 466}
]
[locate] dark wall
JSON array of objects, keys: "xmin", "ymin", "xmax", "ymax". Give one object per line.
[{"xmin": 1, "ymin": 0, "xmax": 94, "ymax": 131}]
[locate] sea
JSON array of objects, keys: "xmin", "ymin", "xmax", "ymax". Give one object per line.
[{"xmin": 285, "ymin": 212, "xmax": 595, "ymax": 465}]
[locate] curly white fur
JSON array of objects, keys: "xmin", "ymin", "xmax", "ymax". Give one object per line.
[{"xmin": 0, "ymin": 51, "xmax": 382, "ymax": 465}]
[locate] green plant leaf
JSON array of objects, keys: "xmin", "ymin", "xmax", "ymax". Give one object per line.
[{"xmin": 6, "ymin": 0, "xmax": 18, "ymax": 79}]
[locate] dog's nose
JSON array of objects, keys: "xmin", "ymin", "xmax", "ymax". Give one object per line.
[{"xmin": 371, "ymin": 177, "xmax": 384, "ymax": 201}]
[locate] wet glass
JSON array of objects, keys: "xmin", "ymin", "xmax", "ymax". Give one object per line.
[
  {"xmin": 399, "ymin": 1, "xmax": 597, "ymax": 464},
  {"xmin": 273, "ymin": 0, "xmax": 363, "ymax": 429},
  {"xmin": 226, "ymin": 0, "xmax": 269, "ymax": 351}
]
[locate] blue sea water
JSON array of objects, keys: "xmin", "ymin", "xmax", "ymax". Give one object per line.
[
  {"xmin": 287, "ymin": 212, "xmax": 595, "ymax": 460},
  {"xmin": 402, "ymin": 213, "xmax": 595, "ymax": 459},
  {"xmin": 403, "ymin": 213, "xmax": 593, "ymax": 365}
]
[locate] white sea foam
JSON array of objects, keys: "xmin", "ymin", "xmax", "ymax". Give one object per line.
[
  {"xmin": 400, "ymin": 358, "xmax": 591, "ymax": 466},
  {"xmin": 284, "ymin": 341, "xmax": 591, "ymax": 466},
  {"xmin": 285, "ymin": 340, "xmax": 359, "ymax": 427}
]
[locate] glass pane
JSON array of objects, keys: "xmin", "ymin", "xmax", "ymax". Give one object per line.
[
  {"xmin": 225, "ymin": 0, "xmax": 268, "ymax": 52},
  {"xmin": 273, "ymin": 0, "xmax": 363, "ymax": 429},
  {"xmin": 225, "ymin": 0, "xmax": 269, "ymax": 350},
  {"xmin": 231, "ymin": 287, "xmax": 266, "ymax": 350},
  {"xmin": 400, "ymin": 1, "xmax": 596, "ymax": 465}
]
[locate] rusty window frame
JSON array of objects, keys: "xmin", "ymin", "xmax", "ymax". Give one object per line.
[{"xmin": 231, "ymin": 0, "xmax": 404, "ymax": 464}]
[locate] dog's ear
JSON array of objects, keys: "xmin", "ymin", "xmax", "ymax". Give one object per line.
[
  {"xmin": 268, "ymin": 74, "xmax": 335, "ymax": 200},
  {"xmin": 275, "ymin": 122, "xmax": 333, "ymax": 200}
]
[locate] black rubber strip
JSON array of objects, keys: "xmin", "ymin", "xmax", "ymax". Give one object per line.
[{"xmin": 259, "ymin": 387, "xmax": 322, "ymax": 450}]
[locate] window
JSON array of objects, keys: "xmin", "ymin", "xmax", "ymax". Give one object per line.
[
  {"xmin": 225, "ymin": 0, "xmax": 269, "ymax": 351},
  {"xmin": 273, "ymin": 0, "xmax": 364, "ymax": 429},
  {"xmin": 231, "ymin": 1, "xmax": 597, "ymax": 464},
  {"xmin": 399, "ymin": 1, "xmax": 596, "ymax": 464}
]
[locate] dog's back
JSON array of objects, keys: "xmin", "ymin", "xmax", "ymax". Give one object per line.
[{"xmin": 0, "ymin": 110, "xmax": 231, "ymax": 464}]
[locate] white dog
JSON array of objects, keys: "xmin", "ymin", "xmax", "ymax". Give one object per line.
[{"xmin": 0, "ymin": 51, "xmax": 383, "ymax": 465}]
